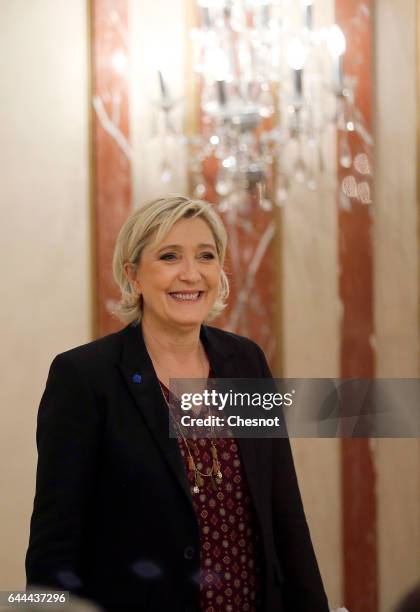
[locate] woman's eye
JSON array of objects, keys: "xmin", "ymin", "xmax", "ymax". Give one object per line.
[{"xmin": 159, "ymin": 251, "xmax": 215, "ymax": 261}]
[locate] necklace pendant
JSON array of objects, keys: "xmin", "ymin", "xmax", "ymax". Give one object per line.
[
  {"xmin": 192, "ymin": 485, "xmax": 200, "ymax": 494},
  {"xmin": 216, "ymin": 471, "xmax": 223, "ymax": 481}
]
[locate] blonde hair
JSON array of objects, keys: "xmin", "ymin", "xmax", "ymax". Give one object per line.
[{"xmin": 111, "ymin": 195, "xmax": 229, "ymax": 325}]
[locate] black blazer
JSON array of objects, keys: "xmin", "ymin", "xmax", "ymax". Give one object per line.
[{"xmin": 26, "ymin": 323, "xmax": 329, "ymax": 612}]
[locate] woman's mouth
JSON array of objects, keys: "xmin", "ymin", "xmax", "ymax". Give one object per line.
[{"xmin": 168, "ymin": 291, "xmax": 204, "ymax": 303}]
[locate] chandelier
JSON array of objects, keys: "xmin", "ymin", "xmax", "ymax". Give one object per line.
[{"xmin": 156, "ymin": 0, "xmax": 367, "ymax": 211}]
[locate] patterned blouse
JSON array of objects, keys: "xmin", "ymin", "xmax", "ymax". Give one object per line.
[{"xmin": 160, "ymin": 380, "xmax": 264, "ymax": 612}]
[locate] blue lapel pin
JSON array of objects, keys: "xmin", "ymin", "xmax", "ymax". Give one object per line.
[{"xmin": 132, "ymin": 373, "xmax": 142, "ymax": 384}]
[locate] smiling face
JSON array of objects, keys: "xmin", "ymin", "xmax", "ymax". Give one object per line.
[{"xmin": 127, "ymin": 217, "xmax": 222, "ymax": 333}]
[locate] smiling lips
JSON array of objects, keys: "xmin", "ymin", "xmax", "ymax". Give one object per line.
[{"xmin": 168, "ymin": 291, "xmax": 204, "ymax": 302}]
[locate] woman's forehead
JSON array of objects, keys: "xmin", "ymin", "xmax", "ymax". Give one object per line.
[{"xmin": 148, "ymin": 217, "xmax": 217, "ymax": 250}]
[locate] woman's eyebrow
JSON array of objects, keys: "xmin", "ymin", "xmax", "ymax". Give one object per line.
[
  {"xmin": 156, "ymin": 243, "xmax": 216, "ymax": 253},
  {"xmin": 197, "ymin": 243, "xmax": 217, "ymax": 250}
]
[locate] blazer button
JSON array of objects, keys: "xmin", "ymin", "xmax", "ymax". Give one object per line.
[{"xmin": 183, "ymin": 546, "xmax": 195, "ymax": 560}]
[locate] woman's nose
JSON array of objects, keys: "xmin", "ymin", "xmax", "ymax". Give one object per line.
[{"xmin": 178, "ymin": 258, "xmax": 201, "ymax": 282}]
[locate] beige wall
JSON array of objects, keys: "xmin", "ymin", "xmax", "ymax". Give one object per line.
[
  {"xmin": 282, "ymin": 0, "xmax": 343, "ymax": 607},
  {"xmin": 0, "ymin": 0, "xmax": 91, "ymax": 589},
  {"xmin": 374, "ymin": 0, "xmax": 420, "ymax": 610}
]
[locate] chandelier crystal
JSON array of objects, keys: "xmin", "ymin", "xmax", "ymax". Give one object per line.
[{"xmin": 156, "ymin": 0, "xmax": 366, "ymax": 211}]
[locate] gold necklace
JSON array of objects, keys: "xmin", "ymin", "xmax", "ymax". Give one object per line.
[{"xmin": 159, "ymin": 381, "xmax": 223, "ymax": 494}]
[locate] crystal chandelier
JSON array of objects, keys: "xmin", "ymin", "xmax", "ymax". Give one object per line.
[{"xmin": 156, "ymin": 0, "xmax": 367, "ymax": 210}]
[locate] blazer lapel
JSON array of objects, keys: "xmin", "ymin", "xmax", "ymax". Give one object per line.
[
  {"xmin": 117, "ymin": 323, "xmax": 194, "ymax": 508},
  {"xmin": 201, "ymin": 326, "xmax": 271, "ymax": 530},
  {"xmin": 117, "ymin": 323, "xmax": 267, "ymax": 527}
]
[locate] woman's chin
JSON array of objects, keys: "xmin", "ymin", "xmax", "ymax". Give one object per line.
[
  {"xmin": 169, "ymin": 314, "xmax": 206, "ymax": 328},
  {"xmin": 165, "ymin": 307, "xmax": 209, "ymax": 328}
]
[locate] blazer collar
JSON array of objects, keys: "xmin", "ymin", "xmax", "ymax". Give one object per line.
[{"xmin": 117, "ymin": 323, "xmax": 264, "ymax": 523}]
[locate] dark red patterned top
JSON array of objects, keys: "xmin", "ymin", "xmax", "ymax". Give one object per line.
[{"xmin": 160, "ymin": 380, "xmax": 264, "ymax": 612}]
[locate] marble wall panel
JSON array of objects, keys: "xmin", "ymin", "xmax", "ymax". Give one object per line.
[
  {"xmin": 374, "ymin": 0, "xmax": 420, "ymax": 610},
  {"xmin": 91, "ymin": 0, "xmax": 132, "ymax": 336},
  {"xmin": 335, "ymin": 1, "xmax": 377, "ymax": 609}
]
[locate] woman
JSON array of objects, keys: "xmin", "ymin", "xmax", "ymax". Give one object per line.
[{"xmin": 26, "ymin": 195, "xmax": 329, "ymax": 612}]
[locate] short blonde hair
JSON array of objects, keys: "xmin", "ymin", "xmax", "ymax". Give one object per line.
[{"xmin": 111, "ymin": 195, "xmax": 229, "ymax": 325}]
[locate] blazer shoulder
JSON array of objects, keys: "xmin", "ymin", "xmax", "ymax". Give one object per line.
[
  {"xmin": 203, "ymin": 325, "xmax": 265, "ymax": 357},
  {"xmin": 52, "ymin": 326, "xmax": 125, "ymax": 372}
]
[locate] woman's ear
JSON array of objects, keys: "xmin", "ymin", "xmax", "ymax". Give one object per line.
[{"xmin": 123, "ymin": 263, "xmax": 141, "ymax": 294}]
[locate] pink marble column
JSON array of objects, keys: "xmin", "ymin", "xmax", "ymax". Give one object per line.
[
  {"xmin": 335, "ymin": 2, "xmax": 377, "ymax": 610},
  {"xmin": 91, "ymin": 0, "xmax": 132, "ymax": 337}
]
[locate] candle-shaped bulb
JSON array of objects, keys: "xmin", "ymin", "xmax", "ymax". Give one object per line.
[
  {"xmin": 157, "ymin": 70, "xmax": 168, "ymax": 100},
  {"xmin": 287, "ymin": 38, "xmax": 307, "ymax": 71},
  {"xmin": 206, "ymin": 47, "xmax": 231, "ymax": 81},
  {"xmin": 216, "ymin": 80, "xmax": 227, "ymax": 106},
  {"xmin": 302, "ymin": 0, "xmax": 313, "ymax": 30},
  {"xmin": 260, "ymin": 4, "xmax": 270, "ymax": 28},
  {"xmin": 201, "ymin": 6, "xmax": 211, "ymax": 28},
  {"xmin": 327, "ymin": 24, "xmax": 346, "ymax": 57},
  {"xmin": 327, "ymin": 25, "xmax": 346, "ymax": 92}
]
